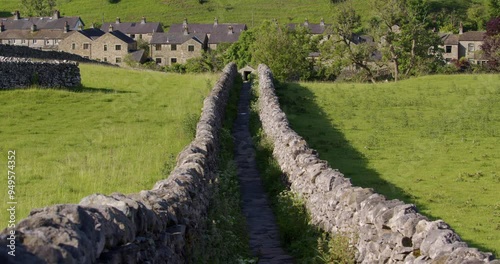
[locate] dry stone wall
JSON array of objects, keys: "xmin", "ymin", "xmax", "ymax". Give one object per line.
[
  {"xmin": 0, "ymin": 44, "xmax": 107, "ymax": 64},
  {"xmin": 0, "ymin": 56, "xmax": 81, "ymax": 89},
  {"xmin": 0, "ymin": 63, "xmax": 237, "ymax": 264},
  {"xmin": 257, "ymin": 64, "xmax": 498, "ymax": 264}
]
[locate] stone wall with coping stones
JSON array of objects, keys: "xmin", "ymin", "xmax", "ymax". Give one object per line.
[
  {"xmin": 0, "ymin": 62, "xmax": 237, "ymax": 264},
  {"xmin": 256, "ymin": 64, "xmax": 498, "ymax": 264},
  {"xmin": 0, "ymin": 44, "xmax": 109, "ymax": 64},
  {"xmin": 0, "ymin": 56, "xmax": 81, "ymax": 89}
]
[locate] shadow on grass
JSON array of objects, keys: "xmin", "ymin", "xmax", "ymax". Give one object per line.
[
  {"xmin": 0, "ymin": 11, "xmax": 11, "ymax": 18},
  {"xmin": 277, "ymin": 82, "xmax": 496, "ymax": 255},
  {"xmin": 72, "ymin": 86, "xmax": 136, "ymax": 94}
]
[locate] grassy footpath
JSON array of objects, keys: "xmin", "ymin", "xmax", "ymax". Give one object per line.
[
  {"xmin": 0, "ymin": 64, "xmax": 217, "ymax": 228},
  {"xmin": 277, "ymin": 74, "xmax": 500, "ymax": 255},
  {"xmin": 0, "ymin": 0, "xmax": 369, "ymax": 28}
]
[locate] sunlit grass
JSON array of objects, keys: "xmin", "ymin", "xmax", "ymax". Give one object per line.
[
  {"xmin": 278, "ymin": 74, "xmax": 500, "ymax": 256},
  {"xmin": 0, "ymin": 63, "xmax": 217, "ymax": 227}
]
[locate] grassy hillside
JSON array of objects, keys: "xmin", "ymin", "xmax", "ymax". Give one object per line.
[
  {"xmin": 277, "ymin": 75, "xmax": 500, "ymax": 255},
  {"xmin": 0, "ymin": 64, "xmax": 217, "ymax": 227},
  {"xmin": 0, "ymin": 0, "xmax": 362, "ymax": 28}
]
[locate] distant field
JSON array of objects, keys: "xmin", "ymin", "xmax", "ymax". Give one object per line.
[
  {"xmin": 0, "ymin": 64, "xmax": 216, "ymax": 228},
  {"xmin": 0, "ymin": 0, "xmax": 364, "ymax": 28},
  {"xmin": 277, "ymin": 75, "xmax": 500, "ymax": 255}
]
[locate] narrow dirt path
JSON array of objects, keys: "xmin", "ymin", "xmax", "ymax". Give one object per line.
[{"xmin": 232, "ymin": 82, "xmax": 294, "ymax": 263}]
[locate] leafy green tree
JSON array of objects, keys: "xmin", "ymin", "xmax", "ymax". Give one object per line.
[
  {"xmin": 320, "ymin": 2, "xmax": 379, "ymax": 83},
  {"xmin": 481, "ymin": 17, "xmax": 500, "ymax": 71},
  {"xmin": 250, "ymin": 20, "xmax": 312, "ymax": 81},
  {"xmin": 20, "ymin": 0, "xmax": 56, "ymax": 16},
  {"xmin": 490, "ymin": 0, "xmax": 500, "ymax": 18},
  {"xmin": 224, "ymin": 30, "xmax": 255, "ymax": 68},
  {"xmin": 467, "ymin": 3, "xmax": 489, "ymax": 30}
]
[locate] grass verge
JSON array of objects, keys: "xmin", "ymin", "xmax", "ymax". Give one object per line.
[{"xmin": 191, "ymin": 75, "xmax": 254, "ymax": 263}]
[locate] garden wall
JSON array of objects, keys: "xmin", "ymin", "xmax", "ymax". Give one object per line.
[
  {"xmin": 0, "ymin": 63, "xmax": 237, "ymax": 264},
  {"xmin": 0, "ymin": 44, "xmax": 107, "ymax": 64},
  {"xmin": 0, "ymin": 56, "xmax": 81, "ymax": 89},
  {"xmin": 257, "ymin": 64, "xmax": 498, "ymax": 263}
]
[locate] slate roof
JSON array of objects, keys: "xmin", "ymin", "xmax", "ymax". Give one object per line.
[
  {"xmin": 130, "ymin": 49, "xmax": 146, "ymax": 62},
  {"xmin": 168, "ymin": 21, "xmax": 247, "ymax": 35},
  {"xmin": 100, "ymin": 19, "xmax": 163, "ymax": 35},
  {"xmin": 459, "ymin": 31, "xmax": 485, "ymax": 41},
  {"xmin": 208, "ymin": 27, "xmax": 241, "ymax": 44},
  {"xmin": 287, "ymin": 21, "xmax": 331, "ymax": 34},
  {"xmin": 440, "ymin": 33, "xmax": 459, "ymax": 45},
  {"xmin": 150, "ymin": 32, "xmax": 206, "ymax": 45},
  {"xmin": 0, "ymin": 29, "xmax": 70, "ymax": 40},
  {"xmin": 108, "ymin": 30, "xmax": 135, "ymax": 43},
  {"xmin": 0, "ymin": 16, "xmax": 83, "ymax": 31},
  {"xmin": 79, "ymin": 28, "xmax": 105, "ymax": 40}
]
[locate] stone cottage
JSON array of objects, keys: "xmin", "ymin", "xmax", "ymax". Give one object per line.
[
  {"xmin": 439, "ymin": 23, "xmax": 487, "ymax": 64},
  {"xmin": 100, "ymin": 17, "xmax": 163, "ymax": 43},
  {"xmin": 150, "ymin": 28, "xmax": 207, "ymax": 66},
  {"xmin": 59, "ymin": 26, "xmax": 105, "ymax": 59},
  {"xmin": 92, "ymin": 25, "xmax": 137, "ymax": 65},
  {"xmin": 168, "ymin": 18, "xmax": 246, "ymax": 50}
]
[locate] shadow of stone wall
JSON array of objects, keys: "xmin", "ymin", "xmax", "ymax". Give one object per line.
[
  {"xmin": 0, "ymin": 63, "xmax": 237, "ymax": 264},
  {"xmin": 256, "ymin": 64, "xmax": 497, "ymax": 263}
]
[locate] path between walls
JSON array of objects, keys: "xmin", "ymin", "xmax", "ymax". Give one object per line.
[{"xmin": 232, "ymin": 81, "xmax": 294, "ymax": 263}]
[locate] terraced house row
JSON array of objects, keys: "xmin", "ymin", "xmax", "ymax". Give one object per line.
[{"xmin": 0, "ymin": 10, "xmax": 247, "ymax": 66}]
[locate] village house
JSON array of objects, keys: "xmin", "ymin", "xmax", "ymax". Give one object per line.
[
  {"xmin": 168, "ymin": 18, "xmax": 246, "ymax": 50},
  {"xmin": 440, "ymin": 23, "xmax": 487, "ymax": 64},
  {"xmin": 101, "ymin": 17, "xmax": 163, "ymax": 43},
  {"xmin": 287, "ymin": 18, "xmax": 331, "ymax": 37},
  {"xmin": 150, "ymin": 27, "xmax": 207, "ymax": 66},
  {"xmin": 58, "ymin": 25, "xmax": 105, "ymax": 59},
  {"xmin": 0, "ymin": 10, "xmax": 84, "ymax": 50},
  {"xmin": 91, "ymin": 25, "xmax": 138, "ymax": 65}
]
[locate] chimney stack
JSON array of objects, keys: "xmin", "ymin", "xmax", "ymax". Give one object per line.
[
  {"xmin": 214, "ymin": 17, "xmax": 218, "ymax": 27},
  {"xmin": 13, "ymin": 10, "xmax": 20, "ymax": 20},
  {"xmin": 63, "ymin": 21, "xmax": 69, "ymax": 33},
  {"xmin": 109, "ymin": 24, "xmax": 114, "ymax": 32},
  {"xmin": 459, "ymin": 22, "xmax": 463, "ymax": 35},
  {"xmin": 228, "ymin": 25, "xmax": 233, "ymax": 35},
  {"xmin": 183, "ymin": 25, "xmax": 189, "ymax": 35},
  {"xmin": 183, "ymin": 18, "xmax": 188, "ymax": 26},
  {"xmin": 31, "ymin": 24, "xmax": 37, "ymax": 32},
  {"xmin": 320, "ymin": 18, "xmax": 325, "ymax": 27},
  {"xmin": 0, "ymin": 22, "xmax": 4, "ymax": 33},
  {"xmin": 115, "ymin": 17, "xmax": 121, "ymax": 24},
  {"xmin": 53, "ymin": 10, "xmax": 60, "ymax": 20},
  {"xmin": 91, "ymin": 23, "xmax": 95, "ymax": 29},
  {"xmin": 141, "ymin": 17, "xmax": 146, "ymax": 24}
]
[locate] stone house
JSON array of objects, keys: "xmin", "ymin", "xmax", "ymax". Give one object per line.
[
  {"xmin": 101, "ymin": 17, "xmax": 163, "ymax": 43},
  {"xmin": 439, "ymin": 24, "xmax": 487, "ymax": 64},
  {"xmin": 150, "ymin": 29, "xmax": 207, "ymax": 66},
  {"xmin": 287, "ymin": 19, "xmax": 331, "ymax": 37},
  {"xmin": 0, "ymin": 24, "xmax": 71, "ymax": 50},
  {"xmin": 59, "ymin": 27, "xmax": 105, "ymax": 59},
  {"xmin": 92, "ymin": 25, "xmax": 137, "ymax": 65},
  {"xmin": 1, "ymin": 10, "xmax": 84, "ymax": 31},
  {"xmin": 168, "ymin": 18, "xmax": 246, "ymax": 50}
]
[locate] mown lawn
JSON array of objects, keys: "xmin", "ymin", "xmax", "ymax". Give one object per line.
[
  {"xmin": 0, "ymin": 0, "xmax": 344, "ymax": 28},
  {"xmin": 277, "ymin": 74, "xmax": 500, "ymax": 255},
  {"xmin": 0, "ymin": 64, "xmax": 217, "ymax": 228}
]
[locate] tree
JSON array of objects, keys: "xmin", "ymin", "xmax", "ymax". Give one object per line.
[
  {"xmin": 320, "ymin": 2, "xmax": 379, "ymax": 83},
  {"xmin": 20, "ymin": 0, "xmax": 56, "ymax": 16},
  {"xmin": 250, "ymin": 20, "xmax": 313, "ymax": 81},
  {"xmin": 481, "ymin": 17, "xmax": 500, "ymax": 71},
  {"xmin": 490, "ymin": 0, "xmax": 500, "ymax": 18},
  {"xmin": 370, "ymin": 0, "xmax": 442, "ymax": 81},
  {"xmin": 224, "ymin": 30, "xmax": 255, "ymax": 68},
  {"xmin": 466, "ymin": 3, "xmax": 489, "ymax": 30}
]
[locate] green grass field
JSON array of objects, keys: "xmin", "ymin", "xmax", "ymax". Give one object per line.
[
  {"xmin": 0, "ymin": 64, "xmax": 217, "ymax": 228},
  {"xmin": 277, "ymin": 74, "xmax": 500, "ymax": 255},
  {"xmin": 0, "ymin": 0, "xmax": 364, "ymax": 28}
]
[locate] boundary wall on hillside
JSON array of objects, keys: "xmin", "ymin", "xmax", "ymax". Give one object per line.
[
  {"xmin": 0, "ymin": 56, "xmax": 81, "ymax": 89},
  {"xmin": 0, "ymin": 44, "xmax": 109, "ymax": 64},
  {"xmin": 257, "ymin": 64, "xmax": 498, "ymax": 263},
  {"xmin": 0, "ymin": 63, "xmax": 237, "ymax": 264}
]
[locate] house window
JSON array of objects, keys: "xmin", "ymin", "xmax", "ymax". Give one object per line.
[
  {"xmin": 21, "ymin": 39, "xmax": 26, "ymax": 44},
  {"xmin": 468, "ymin": 43, "xmax": 475, "ymax": 52},
  {"xmin": 130, "ymin": 34, "xmax": 135, "ymax": 39},
  {"xmin": 83, "ymin": 43, "xmax": 90, "ymax": 50},
  {"xmin": 170, "ymin": 57, "xmax": 177, "ymax": 64},
  {"xmin": 72, "ymin": 43, "xmax": 76, "ymax": 50},
  {"xmin": 33, "ymin": 39, "xmax": 37, "ymax": 44},
  {"xmin": 104, "ymin": 45, "xmax": 108, "ymax": 51},
  {"xmin": 103, "ymin": 57, "xmax": 107, "ymax": 62},
  {"xmin": 116, "ymin": 57, "xmax": 122, "ymax": 63},
  {"xmin": 155, "ymin": 44, "xmax": 162, "ymax": 51},
  {"xmin": 445, "ymin": 46, "xmax": 452, "ymax": 53},
  {"xmin": 83, "ymin": 56, "xmax": 89, "ymax": 59},
  {"xmin": 115, "ymin": 45, "xmax": 122, "ymax": 51},
  {"xmin": 171, "ymin": 44, "xmax": 177, "ymax": 51},
  {"xmin": 155, "ymin": 58, "xmax": 162, "ymax": 64},
  {"xmin": 139, "ymin": 34, "xmax": 143, "ymax": 39},
  {"xmin": 188, "ymin": 45, "xmax": 195, "ymax": 52}
]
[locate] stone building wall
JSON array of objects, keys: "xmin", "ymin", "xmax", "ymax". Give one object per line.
[
  {"xmin": 256, "ymin": 64, "xmax": 498, "ymax": 263},
  {"xmin": 0, "ymin": 44, "xmax": 102, "ymax": 63},
  {"xmin": 150, "ymin": 38, "xmax": 204, "ymax": 66},
  {"xmin": 0, "ymin": 63, "xmax": 237, "ymax": 264},
  {"xmin": 0, "ymin": 56, "xmax": 81, "ymax": 89}
]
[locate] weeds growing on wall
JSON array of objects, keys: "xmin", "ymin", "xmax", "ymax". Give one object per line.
[
  {"xmin": 191, "ymin": 75, "xmax": 255, "ymax": 263},
  {"xmin": 248, "ymin": 82, "xmax": 356, "ymax": 263}
]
